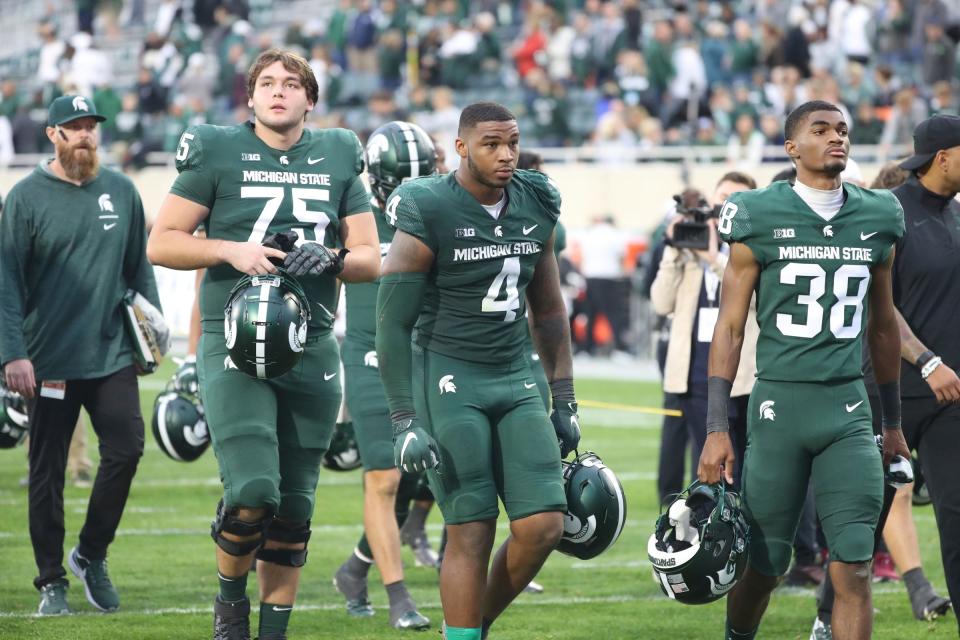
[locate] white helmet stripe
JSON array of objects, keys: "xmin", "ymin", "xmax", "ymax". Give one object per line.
[
  {"xmin": 256, "ymin": 283, "xmax": 270, "ymax": 341},
  {"xmin": 657, "ymin": 569, "xmax": 676, "ymax": 599},
  {"xmin": 156, "ymin": 395, "xmax": 184, "ymax": 461},
  {"xmin": 602, "ymin": 467, "xmax": 627, "ymax": 548},
  {"xmin": 397, "ymin": 121, "xmax": 419, "ymax": 179}
]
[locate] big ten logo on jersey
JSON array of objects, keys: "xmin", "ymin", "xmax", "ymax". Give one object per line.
[{"xmin": 456, "ymin": 227, "xmax": 476, "ymax": 238}]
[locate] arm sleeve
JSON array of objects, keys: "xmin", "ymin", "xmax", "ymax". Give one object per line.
[
  {"xmin": 124, "ymin": 189, "xmax": 162, "ymax": 312},
  {"xmin": 0, "ymin": 188, "xmax": 31, "ymax": 364},
  {"xmin": 169, "ymin": 127, "xmax": 217, "ymax": 208},
  {"xmin": 339, "ymin": 176, "xmax": 371, "ymax": 216},
  {"xmin": 375, "ymin": 272, "xmax": 427, "ymax": 416}
]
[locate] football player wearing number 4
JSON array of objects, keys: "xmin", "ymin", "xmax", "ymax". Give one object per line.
[
  {"xmin": 376, "ymin": 102, "xmax": 578, "ymax": 640},
  {"xmin": 147, "ymin": 49, "xmax": 380, "ymax": 640},
  {"xmin": 698, "ymin": 100, "xmax": 910, "ymax": 640}
]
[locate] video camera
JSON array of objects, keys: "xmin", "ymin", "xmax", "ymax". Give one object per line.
[{"xmin": 671, "ymin": 195, "xmax": 720, "ymax": 251}]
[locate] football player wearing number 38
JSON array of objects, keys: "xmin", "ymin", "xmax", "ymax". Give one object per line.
[
  {"xmin": 697, "ymin": 100, "xmax": 910, "ymax": 640},
  {"xmin": 375, "ymin": 102, "xmax": 576, "ymax": 640},
  {"xmin": 147, "ymin": 49, "xmax": 379, "ymax": 640}
]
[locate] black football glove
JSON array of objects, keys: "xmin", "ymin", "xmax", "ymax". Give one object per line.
[
  {"xmin": 392, "ymin": 412, "xmax": 440, "ymax": 473},
  {"xmin": 549, "ymin": 378, "xmax": 580, "ymax": 458},
  {"xmin": 283, "ymin": 242, "xmax": 347, "ymax": 276},
  {"xmin": 262, "ymin": 231, "xmax": 299, "ymax": 267}
]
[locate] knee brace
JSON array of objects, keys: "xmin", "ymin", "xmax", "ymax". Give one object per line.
[
  {"xmin": 210, "ymin": 499, "xmax": 273, "ymax": 556},
  {"xmin": 256, "ymin": 519, "xmax": 311, "ymax": 567}
]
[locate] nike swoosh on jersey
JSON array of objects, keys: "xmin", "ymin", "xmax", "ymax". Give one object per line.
[
  {"xmin": 307, "ymin": 157, "xmax": 325, "ymax": 165},
  {"xmin": 845, "ymin": 400, "xmax": 864, "ymax": 412},
  {"xmin": 860, "ymin": 231, "xmax": 878, "ymax": 240},
  {"xmin": 523, "ymin": 224, "xmax": 538, "ymax": 235},
  {"xmin": 323, "ymin": 372, "xmax": 337, "ymax": 381},
  {"xmin": 400, "ymin": 431, "xmax": 417, "ymax": 462},
  {"xmin": 523, "ymin": 381, "xmax": 537, "ymax": 389},
  {"xmin": 103, "ymin": 223, "xmax": 117, "ymax": 231}
]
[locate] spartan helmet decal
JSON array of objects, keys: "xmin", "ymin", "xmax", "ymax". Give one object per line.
[
  {"xmin": 759, "ymin": 400, "xmax": 776, "ymax": 421},
  {"xmin": 822, "ymin": 225, "xmax": 834, "ymax": 237},
  {"xmin": 363, "ymin": 350, "xmax": 379, "ymax": 368},
  {"xmin": 72, "ymin": 96, "xmax": 89, "ymax": 112},
  {"xmin": 98, "ymin": 194, "xmax": 114, "ymax": 212}
]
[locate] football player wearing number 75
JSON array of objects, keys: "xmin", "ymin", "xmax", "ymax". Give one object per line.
[
  {"xmin": 147, "ymin": 48, "xmax": 379, "ymax": 640},
  {"xmin": 697, "ymin": 100, "xmax": 910, "ymax": 640}
]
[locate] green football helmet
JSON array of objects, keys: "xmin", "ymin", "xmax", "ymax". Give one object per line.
[
  {"xmin": 322, "ymin": 421, "xmax": 362, "ymax": 471},
  {"xmin": 223, "ymin": 272, "xmax": 310, "ymax": 380},
  {"xmin": 557, "ymin": 451, "xmax": 627, "ymax": 560},
  {"xmin": 0, "ymin": 381, "xmax": 29, "ymax": 449},
  {"xmin": 366, "ymin": 120, "xmax": 437, "ymax": 208},
  {"xmin": 152, "ymin": 391, "xmax": 209, "ymax": 462},
  {"xmin": 648, "ymin": 482, "xmax": 750, "ymax": 605}
]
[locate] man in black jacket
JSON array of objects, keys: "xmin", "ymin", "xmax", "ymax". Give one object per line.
[{"xmin": 888, "ymin": 114, "xmax": 960, "ymax": 634}]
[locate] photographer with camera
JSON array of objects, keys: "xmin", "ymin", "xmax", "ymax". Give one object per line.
[{"xmin": 650, "ymin": 172, "xmax": 758, "ymax": 490}]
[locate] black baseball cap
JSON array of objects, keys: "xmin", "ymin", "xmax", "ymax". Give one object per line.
[
  {"xmin": 47, "ymin": 94, "xmax": 107, "ymax": 127},
  {"xmin": 899, "ymin": 114, "xmax": 960, "ymax": 170}
]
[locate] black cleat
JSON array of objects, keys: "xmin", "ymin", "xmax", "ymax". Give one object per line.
[{"xmin": 213, "ymin": 595, "xmax": 251, "ymax": 640}]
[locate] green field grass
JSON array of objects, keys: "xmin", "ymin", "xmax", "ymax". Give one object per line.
[{"xmin": 0, "ymin": 362, "xmax": 954, "ymax": 639}]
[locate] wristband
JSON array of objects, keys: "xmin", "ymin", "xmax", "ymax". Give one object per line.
[
  {"xmin": 705, "ymin": 376, "xmax": 732, "ymax": 434},
  {"xmin": 915, "ymin": 350, "xmax": 935, "ymax": 369},
  {"xmin": 877, "ymin": 380, "xmax": 901, "ymax": 430},
  {"xmin": 549, "ymin": 377, "xmax": 575, "ymax": 402},
  {"xmin": 921, "ymin": 356, "xmax": 943, "ymax": 380}
]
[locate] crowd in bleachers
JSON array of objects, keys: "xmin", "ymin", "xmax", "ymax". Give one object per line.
[{"xmin": 1, "ymin": 0, "xmax": 960, "ymax": 169}]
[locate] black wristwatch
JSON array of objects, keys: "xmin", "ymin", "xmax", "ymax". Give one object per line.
[{"xmin": 915, "ymin": 350, "xmax": 936, "ymax": 369}]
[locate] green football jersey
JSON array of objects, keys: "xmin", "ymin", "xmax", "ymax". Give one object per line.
[
  {"xmin": 170, "ymin": 122, "xmax": 369, "ymax": 333},
  {"xmin": 389, "ymin": 170, "xmax": 561, "ymax": 363},
  {"xmin": 343, "ymin": 197, "xmax": 395, "ymax": 351},
  {"xmin": 720, "ymin": 181, "xmax": 904, "ymax": 382}
]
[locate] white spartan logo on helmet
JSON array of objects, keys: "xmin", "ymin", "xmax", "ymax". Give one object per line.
[
  {"xmin": 822, "ymin": 225, "xmax": 834, "ymax": 237},
  {"xmin": 759, "ymin": 400, "xmax": 776, "ymax": 421},
  {"xmin": 439, "ymin": 375, "xmax": 457, "ymax": 394},
  {"xmin": 72, "ymin": 96, "xmax": 89, "ymax": 112}
]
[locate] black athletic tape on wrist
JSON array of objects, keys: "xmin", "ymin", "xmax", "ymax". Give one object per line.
[
  {"xmin": 706, "ymin": 376, "xmax": 732, "ymax": 434},
  {"xmin": 877, "ymin": 380, "xmax": 901, "ymax": 430},
  {"xmin": 390, "ymin": 410, "xmax": 415, "ymax": 424},
  {"xmin": 549, "ymin": 378, "xmax": 575, "ymax": 402}
]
